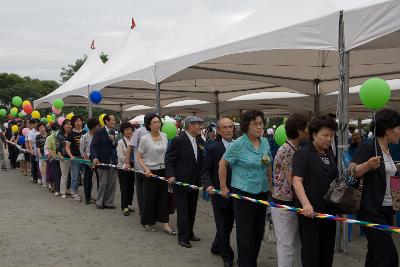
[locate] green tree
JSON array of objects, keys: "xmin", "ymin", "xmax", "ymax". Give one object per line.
[{"xmin": 60, "ymin": 52, "xmax": 108, "ymax": 83}]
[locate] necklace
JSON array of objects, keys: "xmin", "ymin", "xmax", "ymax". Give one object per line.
[{"xmin": 380, "ymin": 145, "xmax": 390, "ymax": 155}]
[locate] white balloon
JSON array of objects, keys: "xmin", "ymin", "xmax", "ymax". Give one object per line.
[{"xmin": 4, "ymin": 123, "xmax": 9, "ymax": 129}]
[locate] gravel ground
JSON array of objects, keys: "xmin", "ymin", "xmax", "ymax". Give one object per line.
[{"xmin": 0, "ymin": 157, "xmax": 399, "ymax": 266}]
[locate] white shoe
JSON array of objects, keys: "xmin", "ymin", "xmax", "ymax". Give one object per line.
[
  {"xmin": 61, "ymin": 194, "xmax": 67, "ymax": 199},
  {"xmin": 72, "ymin": 194, "xmax": 81, "ymax": 202},
  {"xmin": 54, "ymin": 192, "xmax": 60, "ymax": 196},
  {"xmin": 38, "ymin": 179, "xmax": 42, "ymax": 185}
]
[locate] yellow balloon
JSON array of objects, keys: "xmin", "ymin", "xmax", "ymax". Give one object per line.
[
  {"xmin": 99, "ymin": 114, "xmax": 106, "ymax": 126},
  {"xmin": 22, "ymin": 100, "xmax": 31, "ymax": 107},
  {"xmin": 47, "ymin": 115, "xmax": 53, "ymax": 122},
  {"xmin": 66, "ymin": 113, "xmax": 74, "ymax": 120},
  {"xmin": 31, "ymin": 110, "xmax": 40, "ymax": 119},
  {"xmin": 11, "ymin": 125, "xmax": 18, "ymax": 133}
]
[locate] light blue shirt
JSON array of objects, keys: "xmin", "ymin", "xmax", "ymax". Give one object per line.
[{"xmin": 223, "ymin": 134, "xmax": 271, "ymax": 194}]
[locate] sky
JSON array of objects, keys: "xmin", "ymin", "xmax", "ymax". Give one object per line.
[{"xmin": 0, "ymin": 0, "xmax": 265, "ymax": 82}]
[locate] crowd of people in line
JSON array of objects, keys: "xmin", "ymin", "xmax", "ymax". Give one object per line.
[{"xmin": 0, "ymin": 108, "xmax": 399, "ymax": 267}]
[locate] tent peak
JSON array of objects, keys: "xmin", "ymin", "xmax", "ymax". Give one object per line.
[{"xmin": 131, "ymin": 18, "xmax": 136, "ymax": 30}]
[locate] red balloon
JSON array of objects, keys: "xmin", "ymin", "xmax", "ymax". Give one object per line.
[{"xmin": 23, "ymin": 104, "xmax": 33, "ymax": 114}]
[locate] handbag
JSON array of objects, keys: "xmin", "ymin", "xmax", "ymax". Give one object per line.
[
  {"xmin": 390, "ymin": 176, "xmax": 400, "ymax": 211},
  {"xmin": 16, "ymin": 152, "xmax": 25, "ymax": 162},
  {"xmin": 324, "ymin": 161, "xmax": 363, "ymax": 214},
  {"xmin": 168, "ymin": 185, "xmax": 175, "ymax": 214}
]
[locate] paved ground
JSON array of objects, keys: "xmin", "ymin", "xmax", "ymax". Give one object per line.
[{"xmin": 0, "ymin": 157, "xmax": 399, "ymax": 266}]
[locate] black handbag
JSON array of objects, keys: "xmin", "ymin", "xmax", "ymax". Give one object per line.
[{"xmin": 324, "ymin": 165, "xmax": 363, "ymax": 214}]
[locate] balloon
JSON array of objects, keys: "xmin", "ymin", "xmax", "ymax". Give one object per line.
[
  {"xmin": 359, "ymin": 78, "xmax": 391, "ymax": 109},
  {"xmin": 58, "ymin": 117, "xmax": 65, "ymax": 126},
  {"xmin": 23, "ymin": 104, "xmax": 33, "ymax": 114},
  {"xmin": 18, "ymin": 112, "xmax": 25, "ymax": 118},
  {"xmin": 10, "ymin": 107, "xmax": 18, "ymax": 117},
  {"xmin": 66, "ymin": 113, "xmax": 74, "ymax": 120},
  {"xmin": 0, "ymin": 109, "xmax": 6, "ymax": 117},
  {"xmin": 53, "ymin": 98, "xmax": 64, "ymax": 110},
  {"xmin": 51, "ymin": 114, "xmax": 56, "ymax": 121},
  {"xmin": 274, "ymin": 125, "xmax": 287, "ymax": 146},
  {"xmin": 12, "ymin": 96, "xmax": 22, "ymax": 107},
  {"xmin": 22, "ymin": 127, "xmax": 30, "ymax": 136},
  {"xmin": 161, "ymin": 122, "xmax": 177, "ymax": 140},
  {"xmin": 47, "ymin": 115, "xmax": 53, "ymax": 123},
  {"xmin": 31, "ymin": 110, "xmax": 40, "ymax": 119},
  {"xmin": 18, "ymin": 136, "xmax": 25, "ymax": 145},
  {"xmin": 11, "ymin": 125, "xmax": 18, "ymax": 133},
  {"xmin": 22, "ymin": 100, "xmax": 31, "ymax": 107},
  {"xmin": 52, "ymin": 106, "xmax": 62, "ymax": 115},
  {"xmin": 4, "ymin": 123, "xmax": 8, "ymax": 129},
  {"xmin": 99, "ymin": 114, "xmax": 106, "ymax": 127},
  {"xmin": 41, "ymin": 117, "xmax": 48, "ymax": 124},
  {"xmin": 89, "ymin": 90, "xmax": 103, "ymax": 104}
]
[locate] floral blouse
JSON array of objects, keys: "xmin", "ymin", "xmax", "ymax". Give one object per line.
[{"xmin": 272, "ymin": 142, "xmax": 296, "ymax": 202}]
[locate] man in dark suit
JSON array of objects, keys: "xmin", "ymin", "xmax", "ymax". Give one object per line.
[
  {"xmin": 202, "ymin": 117, "xmax": 235, "ymax": 267},
  {"xmin": 91, "ymin": 114, "xmax": 118, "ymax": 209},
  {"xmin": 165, "ymin": 116, "xmax": 205, "ymax": 248}
]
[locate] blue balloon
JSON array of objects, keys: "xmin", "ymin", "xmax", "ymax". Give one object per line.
[
  {"xmin": 89, "ymin": 90, "xmax": 102, "ymax": 104},
  {"xmin": 18, "ymin": 136, "xmax": 25, "ymax": 145}
]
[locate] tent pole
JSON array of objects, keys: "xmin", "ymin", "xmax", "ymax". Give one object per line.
[
  {"xmin": 155, "ymin": 83, "xmax": 161, "ymax": 115},
  {"xmin": 120, "ymin": 103, "xmax": 124, "ymax": 122},
  {"xmin": 336, "ymin": 10, "xmax": 350, "ymax": 253},
  {"xmin": 313, "ymin": 79, "xmax": 320, "ymax": 116},
  {"xmin": 87, "ymin": 85, "xmax": 93, "ymax": 118},
  {"xmin": 214, "ymin": 91, "xmax": 220, "ymax": 120}
]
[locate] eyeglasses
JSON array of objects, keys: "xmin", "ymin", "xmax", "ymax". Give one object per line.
[{"xmin": 250, "ymin": 121, "xmax": 264, "ymax": 127}]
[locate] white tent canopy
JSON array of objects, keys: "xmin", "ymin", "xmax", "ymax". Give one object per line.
[{"xmin": 34, "ymin": 47, "xmax": 105, "ymax": 108}]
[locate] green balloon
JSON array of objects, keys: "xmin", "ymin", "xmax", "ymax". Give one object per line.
[
  {"xmin": 53, "ymin": 98, "xmax": 64, "ymax": 110},
  {"xmin": 359, "ymin": 78, "xmax": 391, "ymax": 109},
  {"xmin": 51, "ymin": 113, "xmax": 56, "ymax": 121},
  {"xmin": 161, "ymin": 122, "xmax": 177, "ymax": 140},
  {"xmin": 18, "ymin": 112, "xmax": 25, "ymax": 118},
  {"xmin": 0, "ymin": 109, "xmax": 6, "ymax": 117},
  {"xmin": 41, "ymin": 117, "xmax": 48, "ymax": 124},
  {"xmin": 10, "ymin": 107, "xmax": 18, "ymax": 117},
  {"xmin": 12, "ymin": 96, "xmax": 22, "ymax": 107},
  {"xmin": 274, "ymin": 124, "xmax": 287, "ymax": 146}
]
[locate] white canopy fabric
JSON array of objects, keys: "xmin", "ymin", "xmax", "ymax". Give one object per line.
[
  {"xmin": 34, "ymin": 48, "xmax": 104, "ymax": 108},
  {"xmin": 124, "ymin": 79, "xmax": 400, "ymax": 119}
]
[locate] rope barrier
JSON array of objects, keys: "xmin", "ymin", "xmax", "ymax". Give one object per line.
[{"xmin": 5, "ymin": 139, "xmax": 400, "ymax": 234}]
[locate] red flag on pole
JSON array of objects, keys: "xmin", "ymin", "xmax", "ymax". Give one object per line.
[
  {"xmin": 90, "ymin": 40, "xmax": 95, "ymax": 50},
  {"xmin": 131, "ymin": 18, "xmax": 136, "ymax": 29}
]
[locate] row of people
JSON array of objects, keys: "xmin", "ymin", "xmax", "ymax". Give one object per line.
[{"xmin": 2, "ymin": 108, "xmax": 399, "ymax": 267}]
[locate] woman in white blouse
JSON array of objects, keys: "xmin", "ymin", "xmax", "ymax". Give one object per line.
[
  {"xmin": 137, "ymin": 113, "xmax": 176, "ymax": 235},
  {"xmin": 116, "ymin": 122, "xmax": 135, "ymax": 216}
]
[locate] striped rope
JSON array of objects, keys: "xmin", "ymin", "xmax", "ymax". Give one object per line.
[{"xmin": 5, "ymin": 139, "xmax": 400, "ymax": 234}]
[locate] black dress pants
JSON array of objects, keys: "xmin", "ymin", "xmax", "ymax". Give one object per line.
[
  {"xmin": 211, "ymin": 197, "xmax": 234, "ymax": 263},
  {"xmin": 135, "ymin": 172, "xmax": 145, "ymax": 214},
  {"xmin": 141, "ymin": 169, "xmax": 168, "ymax": 225},
  {"xmin": 31, "ymin": 155, "xmax": 38, "ymax": 182},
  {"xmin": 232, "ymin": 188, "xmax": 267, "ymax": 267},
  {"xmin": 360, "ymin": 206, "xmax": 398, "ymax": 267},
  {"xmin": 175, "ymin": 188, "xmax": 199, "ymax": 243},
  {"xmin": 298, "ymin": 213, "xmax": 336, "ymax": 267},
  {"xmin": 118, "ymin": 169, "xmax": 135, "ymax": 210}
]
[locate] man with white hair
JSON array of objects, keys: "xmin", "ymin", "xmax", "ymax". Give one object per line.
[{"xmin": 165, "ymin": 116, "xmax": 205, "ymax": 248}]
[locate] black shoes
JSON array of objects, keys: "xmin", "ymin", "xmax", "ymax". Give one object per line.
[
  {"xmin": 190, "ymin": 236, "xmax": 201, "ymax": 242},
  {"xmin": 179, "ymin": 241, "xmax": 192, "ymax": 248},
  {"xmin": 223, "ymin": 261, "xmax": 233, "ymax": 267},
  {"xmin": 96, "ymin": 205, "xmax": 104, "ymax": 209},
  {"xmin": 104, "ymin": 206, "xmax": 116, "ymax": 209}
]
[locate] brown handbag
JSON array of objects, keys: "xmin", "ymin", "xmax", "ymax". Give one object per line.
[{"xmin": 324, "ymin": 167, "xmax": 363, "ymax": 214}]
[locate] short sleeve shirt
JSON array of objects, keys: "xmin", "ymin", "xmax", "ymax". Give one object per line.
[
  {"xmin": 66, "ymin": 129, "xmax": 85, "ymax": 157},
  {"xmin": 130, "ymin": 127, "xmax": 149, "ymax": 171},
  {"xmin": 223, "ymin": 134, "xmax": 271, "ymax": 194},
  {"xmin": 138, "ymin": 132, "xmax": 168, "ymax": 170},
  {"xmin": 272, "ymin": 142, "xmax": 296, "ymax": 202},
  {"xmin": 28, "ymin": 129, "xmax": 39, "ymax": 148}
]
